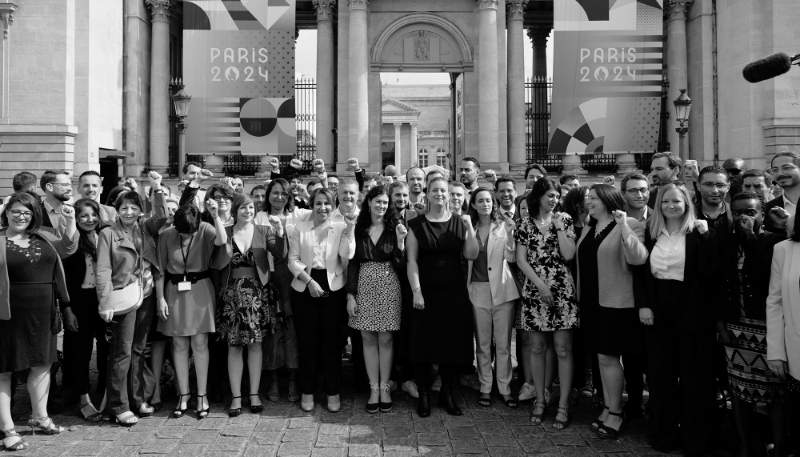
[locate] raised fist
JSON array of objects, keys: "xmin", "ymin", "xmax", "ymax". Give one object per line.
[
  {"xmin": 268, "ymin": 157, "xmax": 280, "ymax": 171},
  {"xmin": 313, "ymin": 159, "xmax": 325, "ymax": 173},
  {"xmin": 289, "ymin": 158, "xmax": 303, "ymax": 170},
  {"xmin": 347, "ymin": 158, "xmax": 359, "ymax": 171}
]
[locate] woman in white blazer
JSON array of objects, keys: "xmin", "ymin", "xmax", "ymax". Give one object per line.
[
  {"xmin": 766, "ymin": 215, "xmax": 800, "ymax": 393},
  {"xmin": 288, "ymin": 187, "xmax": 356, "ymax": 413},
  {"xmin": 467, "ymin": 188, "xmax": 520, "ymax": 408}
]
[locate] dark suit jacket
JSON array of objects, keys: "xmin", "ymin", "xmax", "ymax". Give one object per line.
[
  {"xmin": 639, "ymin": 227, "xmax": 721, "ymax": 333},
  {"xmin": 720, "ymin": 229, "xmax": 785, "ymax": 322},
  {"xmin": 764, "ymin": 195, "xmax": 787, "ymax": 234}
]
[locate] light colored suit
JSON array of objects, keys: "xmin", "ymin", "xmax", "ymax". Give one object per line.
[
  {"xmin": 766, "ymin": 240, "xmax": 800, "ymax": 379},
  {"xmin": 466, "ymin": 222, "xmax": 520, "ymax": 395},
  {"xmin": 288, "ymin": 220, "xmax": 355, "ymax": 292}
]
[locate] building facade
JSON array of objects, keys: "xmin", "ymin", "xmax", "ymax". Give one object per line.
[{"xmin": 0, "ymin": 0, "xmax": 798, "ymax": 196}]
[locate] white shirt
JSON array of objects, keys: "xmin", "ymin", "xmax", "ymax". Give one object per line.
[
  {"xmin": 331, "ymin": 206, "xmax": 360, "ymax": 224},
  {"xmin": 783, "ymin": 194, "xmax": 797, "ymax": 220},
  {"xmin": 312, "ymin": 232, "xmax": 328, "ymax": 269},
  {"xmin": 650, "ymin": 228, "xmax": 687, "ymax": 281},
  {"xmin": 82, "ymin": 254, "xmax": 96, "ymax": 289}
]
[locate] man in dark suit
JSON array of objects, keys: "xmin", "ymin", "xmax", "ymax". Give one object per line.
[{"xmin": 764, "ymin": 151, "xmax": 800, "ymax": 233}]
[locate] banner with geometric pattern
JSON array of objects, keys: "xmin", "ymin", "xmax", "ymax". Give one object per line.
[
  {"xmin": 549, "ymin": 0, "xmax": 663, "ymax": 155},
  {"xmin": 183, "ymin": 0, "xmax": 296, "ymax": 156}
]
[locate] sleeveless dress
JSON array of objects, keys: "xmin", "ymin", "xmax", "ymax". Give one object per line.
[
  {"xmin": 0, "ymin": 236, "xmax": 58, "ymax": 372},
  {"xmin": 347, "ymin": 229, "xmax": 403, "ymax": 332},
  {"xmin": 217, "ymin": 243, "xmax": 279, "ymax": 346},
  {"xmin": 407, "ymin": 216, "xmax": 473, "ymax": 366}
]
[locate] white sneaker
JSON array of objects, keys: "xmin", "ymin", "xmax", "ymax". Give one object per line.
[
  {"xmin": 517, "ymin": 383, "xmax": 536, "ymax": 402},
  {"xmin": 401, "ymin": 380, "xmax": 419, "ymax": 398},
  {"xmin": 431, "ymin": 376, "xmax": 442, "ymax": 392}
]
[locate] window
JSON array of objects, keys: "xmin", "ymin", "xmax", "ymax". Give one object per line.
[
  {"xmin": 418, "ymin": 148, "xmax": 429, "ymax": 168},
  {"xmin": 436, "ymin": 147, "xmax": 447, "ymax": 168}
]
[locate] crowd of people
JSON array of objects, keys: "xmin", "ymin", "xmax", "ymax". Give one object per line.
[{"xmin": 0, "ymin": 152, "xmax": 799, "ymax": 457}]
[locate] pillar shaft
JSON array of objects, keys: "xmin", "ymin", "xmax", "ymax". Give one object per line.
[
  {"xmin": 665, "ymin": 0, "xmax": 693, "ymax": 157},
  {"xmin": 410, "ymin": 123, "xmax": 418, "ymax": 167},
  {"xmin": 478, "ymin": 0, "xmax": 499, "ymax": 163},
  {"xmin": 314, "ymin": 0, "xmax": 336, "ymax": 171},
  {"xmin": 507, "ymin": 0, "xmax": 528, "ymax": 169},
  {"xmin": 147, "ymin": 0, "xmax": 171, "ymax": 174},
  {"xmin": 348, "ymin": 0, "xmax": 369, "ymax": 164},
  {"xmin": 394, "ymin": 123, "xmax": 402, "ymax": 173},
  {"xmin": 527, "ymin": 27, "xmax": 549, "ymax": 78}
]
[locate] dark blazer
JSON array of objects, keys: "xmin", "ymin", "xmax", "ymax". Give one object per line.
[
  {"xmin": 721, "ymin": 229, "xmax": 785, "ymax": 322},
  {"xmin": 214, "ymin": 224, "xmax": 287, "ymax": 291},
  {"xmin": 764, "ymin": 195, "xmax": 787, "ymax": 234},
  {"xmin": 639, "ymin": 227, "xmax": 721, "ymax": 333}
]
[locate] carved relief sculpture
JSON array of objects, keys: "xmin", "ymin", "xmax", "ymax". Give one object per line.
[{"xmin": 414, "ymin": 31, "xmax": 430, "ymax": 62}]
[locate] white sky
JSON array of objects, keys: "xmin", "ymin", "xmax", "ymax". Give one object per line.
[{"xmin": 295, "ymin": 29, "xmax": 554, "ymax": 84}]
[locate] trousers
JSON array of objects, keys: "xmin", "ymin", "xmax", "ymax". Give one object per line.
[
  {"xmin": 62, "ymin": 287, "xmax": 109, "ymax": 396},
  {"xmin": 468, "ymin": 282, "xmax": 514, "ymax": 395}
]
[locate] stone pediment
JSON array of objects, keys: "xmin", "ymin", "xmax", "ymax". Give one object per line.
[{"xmin": 381, "ymin": 97, "xmax": 421, "ymax": 114}]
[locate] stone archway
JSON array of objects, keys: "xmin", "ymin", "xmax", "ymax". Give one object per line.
[{"xmin": 370, "ymin": 12, "xmax": 474, "ymax": 73}]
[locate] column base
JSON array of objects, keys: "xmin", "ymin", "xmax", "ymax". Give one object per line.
[
  {"xmin": 204, "ymin": 155, "xmax": 225, "ymax": 175},
  {"xmin": 614, "ymin": 153, "xmax": 641, "ymax": 176},
  {"xmin": 561, "ymin": 155, "xmax": 588, "ymax": 176}
]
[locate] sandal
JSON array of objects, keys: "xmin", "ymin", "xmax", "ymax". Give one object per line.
[
  {"xmin": 552, "ymin": 407, "xmax": 570, "ymax": 430},
  {"xmin": 112, "ymin": 411, "xmax": 138, "ymax": 427},
  {"xmin": 595, "ymin": 410, "xmax": 624, "ymax": 439},
  {"xmin": 27, "ymin": 416, "xmax": 64, "ymax": 435},
  {"xmin": 138, "ymin": 402, "xmax": 154, "ymax": 417},
  {"xmin": 591, "ymin": 406, "xmax": 609, "ymax": 430},
  {"xmin": 1, "ymin": 429, "xmax": 28, "ymax": 451},
  {"xmin": 530, "ymin": 401, "xmax": 547, "ymax": 424},
  {"xmin": 267, "ymin": 381, "xmax": 280, "ymax": 402},
  {"xmin": 477, "ymin": 394, "xmax": 492, "ymax": 407},
  {"xmin": 287, "ymin": 380, "xmax": 300, "ymax": 403},
  {"xmin": 173, "ymin": 392, "xmax": 191, "ymax": 418},
  {"xmin": 249, "ymin": 394, "xmax": 264, "ymax": 414},
  {"xmin": 196, "ymin": 394, "xmax": 209, "ymax": 419},
  {"xmin": 502, "ymin": 395, "xmax": 518, "ymax": 409},
  {"xmin": 229, "ymin": 396, "xmax": 242, "ymax": 418},
  {"xmin": 78, "ymin": 402, "xmax": 104, "ymax": 423}
]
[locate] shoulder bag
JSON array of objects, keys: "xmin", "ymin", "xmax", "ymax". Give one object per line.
[{"xmin": 109, "ymin": 229, "xmax": 144, "ymax": 315}]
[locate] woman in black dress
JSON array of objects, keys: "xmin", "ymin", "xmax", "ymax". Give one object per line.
[
  {"xmin": 0, "ymin": 192, "xmax": 78, "ymax": 450},
  {"xmin": 406, "ymin": 177, "xmax": 479, "ymax": 417}
]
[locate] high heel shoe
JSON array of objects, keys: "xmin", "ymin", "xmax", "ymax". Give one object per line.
[
  {"xmin": 27, "ymin": 416, "xmax": 64, "ymax": 435},
  {"xmin": 417, "ymin": 390, "xmax": 431, "ymax": 418},
  {"xmin": 366, "ymin": 382, "xmax": 379, "ymax": 414},
  {"xmin": 173, "ymin": 392, "xmax": 191, "ymax": 418},
  {"xmin": 196, "ymin": 394, "xmax": 209, "ymax": 419},
  {"xmin": 591, "ymin": 406, "xmax": 609, "ymax": 430},
  {"xmin": 78, "ymin": 402, "xmax": 103, "ymax": 423},
  {"xmin": 1, "ymin": 429, "xmax": 28, "ymax": 451},
  {"xmin": 111, "ymin": 412, "xmax": 138, "ymax": 427},
  {"xmin": 438, "ymin": 391, "xmax": 462, "ymax": 416},
  {"xmin": 228, "ymin": 396, "xmax": 242, "ymax": 418},
  {"xmin": 379, "ymin": 382, "xmax": 393, "ymax": 413},
  {"xmin": 249, "ymin": 394, "xmax": 264, "ymax": 414},
  {"xmin": 595, "ymin": 410, "xmax": 624, "ymax": 439}
]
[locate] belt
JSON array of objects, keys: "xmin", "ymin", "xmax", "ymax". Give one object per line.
[
  {"xmin": 165, "ymin": 270, "xmax": 210, "ymax": 285},
  {"xmin": 231, "ymin": 267, "xmax": 258, "ymax": 279}
]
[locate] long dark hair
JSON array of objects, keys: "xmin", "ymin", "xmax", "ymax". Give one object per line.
[
  {"xmin": 355, "ymin": 186, "xmax": 396, "ymax": 236},
  {"xmin": 526, "ymin": 178, "xmax": 561, "ymax": 217},
  {"xmin": 1, "ymin": 192, "xmax": 42, "ymax": 234},
  {"xmin": 467, "ymin": 187, "xmax": 498, "ymax": 227},
  {"xmin": 74, "ymin": 198, "xmax": 103, "ymax": 261},
  {"xmin": 562, "ymin": 185, "xmax": 590, "ymax": 224},
  {"xmin": 264, "ymin": 178, "xmax": 294, "ymax": 214}
]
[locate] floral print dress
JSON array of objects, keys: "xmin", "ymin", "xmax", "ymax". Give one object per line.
[
  {"xmin": 514, "ymin": 215, "xmax": 579, "ymax": 331},
  {"xmin": 217, "ymin": 243, "xmax": 279, "ymax": 347}
]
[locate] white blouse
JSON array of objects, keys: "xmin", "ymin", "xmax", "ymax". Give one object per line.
[
  {"xmin": 650, "ymin": 228, "xmax": 686, "ymax": 281},
  {"xmin": 312, "ymin": 233, "xmax": 328, "ymax": 269}
]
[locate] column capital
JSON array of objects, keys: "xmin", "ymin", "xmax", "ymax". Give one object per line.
[
  {"xmin": 411, "ymin": 122, "xmax": 418, "ymax": 129},
  {"xmin": 477, "ymin": 0, "xmax": 499, "ymax": 11},
  {"xmin": 527, "ymin": 26, "xmax": 550, "ymax": 45},
  {"xmin": 0, "ymin": 3, "xmax": 16, "ymax": 40},
  {"xmin": 347, "ymin": 0, "xmax": 368, "ymax": 11},
  {"xmin": 664, "ymin": 0, "xmax": 694, "ymax": 18},
  {"xmin": 312, "ymin": 0, "xmax": 336, "ymax": 22},
  {"xmin": 393, "ymin": 122, "xmax": 403, "ymax": 127},
  {"xmin": 506, "ymin": 0, "xmax": 528, "ymax": 22},
  {"xmin": 146, "ymin": 0, "xmax": 172, "ymax": 23}
]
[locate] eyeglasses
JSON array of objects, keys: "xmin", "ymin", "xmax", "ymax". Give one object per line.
[
  {"xmin": 771, "ymin": 165, "xmax": 799, "ymax": 174},
  {"xmin": 700, "ymin": 182, "xmax": 729, "ymax": 190},
  {"xmin": 211, "ymin": 195, "xmax": 231, "ymax": 202},
  {"xmin": 50, "ymin": 182, "xmax": 71, "ymax": 188},
  {"xmin": 271, "ymin": 192, "xmax": 290, "ymax": 198},
  {"xmin": 625, "ymin": 188, "xmax": 649, "ymax": 195},
  {"xmin": 8, "ymin": 210, "xmax": 33, "ymax": 219}
]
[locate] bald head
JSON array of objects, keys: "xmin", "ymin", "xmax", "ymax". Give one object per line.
[{"xmin": 722, "ymin": 158, "xmax": 747, "ymax": 176}]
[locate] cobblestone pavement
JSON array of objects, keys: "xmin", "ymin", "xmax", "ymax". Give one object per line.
[{"xmin": 3, "ymin": 375, "xmax": 680, "ymax": 457}]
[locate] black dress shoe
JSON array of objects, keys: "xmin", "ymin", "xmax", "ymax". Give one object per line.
[
  {"xmin": 417, "ymin": 391, "xmax": 430, "ymax": 418},
  {"xmin": 438, "ymin": 393, "xmax": 462, "ymax": 416}
]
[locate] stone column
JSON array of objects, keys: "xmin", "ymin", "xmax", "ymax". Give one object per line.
[
  {"xmin": 527, "ymin": 27, "xmax": 549, "ymax": 78},
  {"xmin": 205, "ymin": 155, "xmax": 225, "ymax": 175},
  {"xmin": 665, "ymin": 0, "xmax": 693, "ymax": 157},
  {"xmin": 394, "ymin": 122, "xmax": 402, "ymax": 173},
  {"xmin": 410, "ymin": 123, "xmax": 418, "ymax": 168},
  {"xmin": 314, "ymin": 0, "xmax": 336, "ymax": 171},
  {"xmin": 0, "ymin": 3, "xmax": 15, "ymax": 121},
  {"xmin": 146, "ymin": 0, "xmax": 172, "ymax": 174},
  {"xmin": 348, "ymin": 0, "xmax": 369, "ymax": 165},
  {"xmin": 507, "ymin": 0, "xmax": 528, "ymax": 171},
  {"xmin": 615, "ymin": 153, "xmax": 640, "ymax": 175},
  {"xmin": 477, "ymin": 0, "xmax": 500, "ymax": 164}
]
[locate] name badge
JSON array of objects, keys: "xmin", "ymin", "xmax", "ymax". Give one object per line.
[{"xmin": 178, "ymin": 276, "xmax": 191, "ymax": 292}]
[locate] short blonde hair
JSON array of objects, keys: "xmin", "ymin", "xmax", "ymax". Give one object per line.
[{"xmin": 650, "ymin": 183, "xmax": 696, "ymax": 238}]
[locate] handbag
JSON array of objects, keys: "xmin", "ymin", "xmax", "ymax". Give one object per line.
[{"xmin": 108, "ymin": 231, "xmax": 145, "ymax": 316}]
